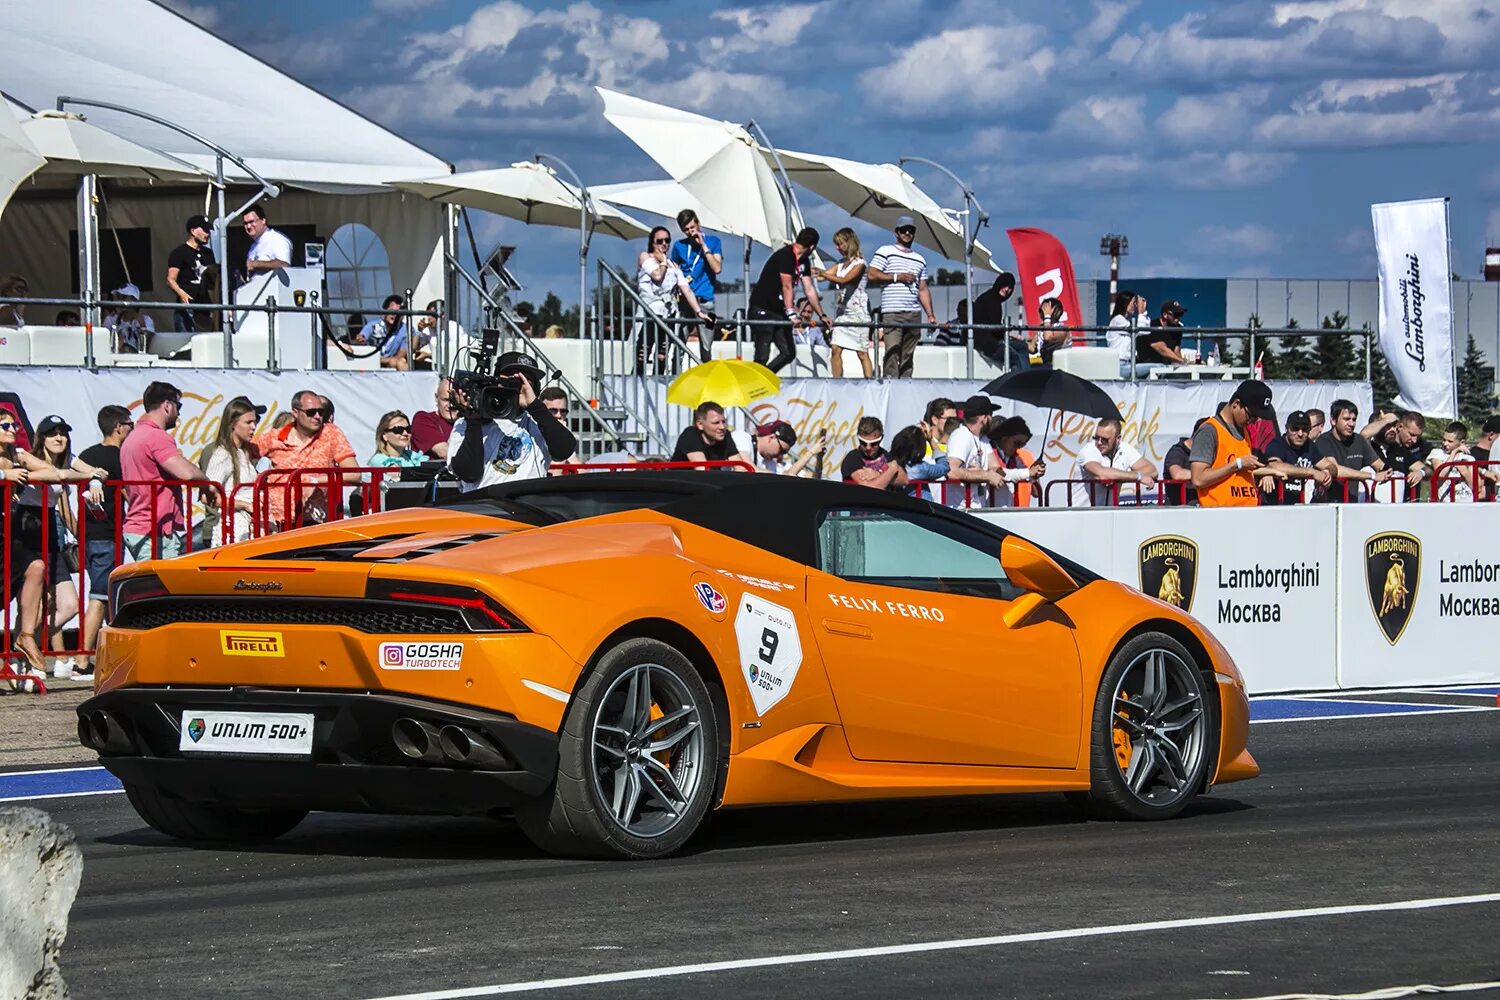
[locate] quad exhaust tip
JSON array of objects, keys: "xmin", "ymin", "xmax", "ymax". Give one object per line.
[
  {"xmin": 437, "ymin": 725, "xmax": 509, "ymax": 770},
  {"xmin": 391, "ymin": 718, "xmax": 446, "ymax": 764},
  {"xmin": 79, "ymin": 711, "xmax": 133, "ymax": 754}
]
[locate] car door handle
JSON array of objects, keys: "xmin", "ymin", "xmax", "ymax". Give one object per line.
[{"xmin": 821, "ymin": 618, "xmax": 873, "ymax": 639}]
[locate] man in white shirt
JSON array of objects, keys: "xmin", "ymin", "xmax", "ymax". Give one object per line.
[
  {"xmin": 942, "ymin": 395, "xmax": 1013, "ymax": 509},
  {"xmin": 866, "ymin": 216, "xmax": 937, "ymax": 378},
  {"xmin": 242, "ymin": 204, "xmax": 293, "ymax": 281},
  {"xmin": 1078, "ymin": 418, "xmax": 1158, "ymax": 506}
]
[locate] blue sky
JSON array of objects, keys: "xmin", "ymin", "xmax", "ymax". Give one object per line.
[{"xmin": 168, "ymin": 0, "xmax": 1500, "ymax": 304}]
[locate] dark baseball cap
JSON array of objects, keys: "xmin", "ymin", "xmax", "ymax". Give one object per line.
[
  {"xmin": 230, "ymin": 395, "xmax": 268, "ymax": 418},
  {"xmin": 495, "ymin": 350, "xmax": 545, "ymax": 387},
  {"xmin": 186, "ymin": 214, "xmax": 211, "ymax": 233},
  {"xmin": 1161, "ymin": 299, "xmax": 1187, "ymax": 318},
  {"xmin": 962, "ymin": 394, "xmax": 996, "ymax": 418},
  {"xmin": 757, "ymin": 420, "xmax": 797, "ymax": 448},
  {"xmin": 1230, "ymin": 379, "xmax": 1275, "ymax": 420},
  {"xmin": 35, "ymin": 414, "xmax": 71, "ymax": 437},
  {"xmin": 1285, "ymin": 410, "xmax": 1312, "ymax": 431}
]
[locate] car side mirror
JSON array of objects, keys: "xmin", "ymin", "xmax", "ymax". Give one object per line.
[{"xmin": 1000, "ymin": 536, "xmax": 1079, "ymax": 602}]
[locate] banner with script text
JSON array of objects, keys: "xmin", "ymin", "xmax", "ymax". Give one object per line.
[{"xmin": 1371, "ymin": 198, "xmax": 1456, "ymax": 416}]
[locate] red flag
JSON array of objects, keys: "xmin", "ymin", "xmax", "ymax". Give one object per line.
[{"xmin": 1005, "ymin": 228, "xmax": 1085, "ymax": 346}]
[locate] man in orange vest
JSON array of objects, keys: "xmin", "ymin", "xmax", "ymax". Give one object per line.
[{"xmin": 1189, "ymin": 380, "xmax": 1275, "ymax": 507}]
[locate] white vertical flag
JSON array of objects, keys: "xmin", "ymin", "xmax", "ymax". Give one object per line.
[{"xmin": 1371, "ymin": 198, "xmax": 1456, "ymax": 416}]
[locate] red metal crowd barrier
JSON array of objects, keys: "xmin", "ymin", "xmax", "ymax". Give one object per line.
[
  {"xmin": 1431, "ymin": 460, "xmax": 1500, "ymax": 503},
  {"xmin": 250, "ymin": 466, "xmax": 402, "ymax": 536},
  {"xmin": 550, "ymin": 460, "xmax": 757, "ymax": 475}
]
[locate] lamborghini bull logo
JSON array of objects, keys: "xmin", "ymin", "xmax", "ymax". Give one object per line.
[
  {"xmin": 1366, "ymin": 531, "xmax": 1420, "ymax": 645},
  {"xmin": 1138, "ymin": 535, "xmax": 1197, "ymax": 612}
]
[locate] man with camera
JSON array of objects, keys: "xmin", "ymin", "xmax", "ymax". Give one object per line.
[{"xmin": 448, "ymin": 351, "xmax": 578, "ymax": 491}]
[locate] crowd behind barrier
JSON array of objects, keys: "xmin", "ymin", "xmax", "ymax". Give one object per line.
[{"xmin": 4, "ymin": 371, "xmax": 1496, "ymax": 692}]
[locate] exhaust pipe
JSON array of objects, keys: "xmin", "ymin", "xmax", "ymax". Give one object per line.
[
  {"xmin": 81, "ymin": 711, "xmax": 132, "ymax": 754},
  {"xmin": 391, "ymin": 718, "xmax": 445, "ymax": 764},
  {"xmin": 438, "ymin": 725, "xmax": 509, "ymax": 770}
]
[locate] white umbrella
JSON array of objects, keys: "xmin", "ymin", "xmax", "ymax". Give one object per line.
[
  {"xmin": 390, "ymin": 161, "xmax": 649, "ymax": 240},
  {"xmin": 774, "ymin": 148, "xmax": 997, "ymax": 271},
  {"xmin": 593, "ymin": 178, "xmax": 758, "ymax": 242},
  {"xmin": 21, "ymin": 109, "xmax": 209, "ymax": 181},
  {"xmin": 0, "ymin": 104, "xmax": 45, "ymax": 220},
  {"xmin": 596, "ymin": 87, "xmax": 795, "ymax": 250}
]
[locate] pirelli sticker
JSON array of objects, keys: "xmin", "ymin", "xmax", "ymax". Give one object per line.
[{"xmin": 220, "ymin": 630, "xmax": 285, "ymax": 657}]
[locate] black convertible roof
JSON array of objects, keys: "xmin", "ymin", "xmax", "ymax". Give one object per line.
[{"xmin": 441, "ymin": 472, "xmax": 1097, "ymax": 582}]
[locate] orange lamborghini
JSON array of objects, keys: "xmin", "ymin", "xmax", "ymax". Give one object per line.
[{"xmin": 80, "ymin": 473, "xmax": 1257, "ymax": 859}]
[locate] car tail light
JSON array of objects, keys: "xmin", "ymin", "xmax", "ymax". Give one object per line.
[
  {"xmin": 109, "ymin": 573, "xmax": 168, "ymax": 625},
  {"xmin": 365, "ymin": 579, "xmax": 527, "ymax": 633}
]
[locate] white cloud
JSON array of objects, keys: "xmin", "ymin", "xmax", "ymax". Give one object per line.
[
  {"xmin": 1197, "ymin": 223, "xmax": 1280, "ymax": 256},
  {"xmin": 863, "ymin": 23, "xmax": 1054, "ymax": 115},
  {"xmin": 372, "ymin": 0, "xmax": 443, "ymax": 13},
  {"xmin": 710, "ymin": 3, "xmax": 825, "ymax": 52},
  {"xmin": 1155, "ymin": 88, "xmax": 1270, "ymax": 145}
]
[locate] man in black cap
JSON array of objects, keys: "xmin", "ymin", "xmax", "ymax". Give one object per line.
[
  {"xmin": 1262, "ymin": 409, "xmax": 1334, "ymax": 504},
  {"xmin": 739, "ymin": 419, "xmax": 825, "ymax": 476},
  {"xmin": 1136, "ymin": 299, "xmax": 1188, "ymax": 375},
  {"xmin": 449, "ymin": 350, "xmax": 577, "ymax": 491},
  {"xmin": 165, "ymin": 214, "xmax": 217, "ymax": 334},
  {"xmin": 1188, "ymin": 379, "xmax": 1275, "ymax": 507}
]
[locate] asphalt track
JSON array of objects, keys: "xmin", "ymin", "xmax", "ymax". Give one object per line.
[{"xmin": 12, "ymin": 689, "xmax": 1500, "ymax": 1000}]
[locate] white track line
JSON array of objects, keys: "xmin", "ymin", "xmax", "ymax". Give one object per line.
[
  {"xmin": 362, "ymin": 892, "xmax": 1500, "ymax": 1000},
  {"xmin": 1253, "ymin": 707, "xmax": 1490, "ymax": 725},
  {"xmin": 0, "ymin": 788, "xmax": 124, "ymax": 803}
]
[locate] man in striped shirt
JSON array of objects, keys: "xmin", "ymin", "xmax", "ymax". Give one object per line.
[{"xmin": 866, "ymin": 216, "xmax": 937, "ymax": 377}]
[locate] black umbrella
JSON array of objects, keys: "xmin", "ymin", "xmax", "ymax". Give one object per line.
[{"xmin": 981, "ymin": 368, "xmax": 1124, "ymax": 456}]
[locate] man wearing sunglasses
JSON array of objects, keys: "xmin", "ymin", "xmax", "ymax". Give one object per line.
[
  {"xmin": 537, "ymin": 387, "xmax": 579, "ymax": 466},
  {"xmin": 839, "ymin": 416, "xmax": 906, "ymax": 490},
  {"xmin": 253, "ymin": 389, "xmax": 359, "ymax": 528},
  {"xmin": 1078, "ymin": 417, "xmax": 1159, "ymax": 507},
  {"xmin": 120, "ymin": 382, "xmax": 206, "ymax": 559},
  {"xmin": 867, "ymin": 216, "xmax": 938, "ymax": 378}
]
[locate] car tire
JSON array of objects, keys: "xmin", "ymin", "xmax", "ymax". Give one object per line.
[
  {"xmin": 517, "ymin": 637, "xmax": 720, "ymax": 860},
  {"xmin": 124, "ymin": 784, "xmax": 307, "ymax": 842},
  {"xmin": 1076, "ymin": 631, "xmax": 1215, "ymax": 821}
]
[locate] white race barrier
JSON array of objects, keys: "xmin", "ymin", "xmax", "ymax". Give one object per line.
[{"xmin": 978, "ymin": 504, "xmax": 1499, "ymax": 694}]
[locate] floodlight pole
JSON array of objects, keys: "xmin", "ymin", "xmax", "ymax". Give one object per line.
[
  {"xmin": 900, "ymin": 156, "xmax": 989, "ymax": 376},
  {"xmin": 57, "ymin": 96, "xmax": 281, "ymax": 368},
  {"xmin": 535, "ymin": 152, "xmax": 593, "ymax": 340}
]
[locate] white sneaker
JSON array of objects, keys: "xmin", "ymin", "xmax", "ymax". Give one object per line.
[
  {"xmin": 52, "ymin": 657, "xmax": 77, "ymax": 679},
  {"xmin": 15, "ymin": 670, "xmax": 47, "ymax": 693}
]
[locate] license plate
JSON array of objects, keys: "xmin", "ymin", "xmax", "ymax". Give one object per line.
[{"xmin": 179, "ymin": 711, "xmax": 314, "ymax": 756}]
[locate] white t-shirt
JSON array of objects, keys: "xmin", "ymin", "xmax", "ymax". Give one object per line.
[
  {"xmin": 448, "ymin": 414, "xmax": 550, "ymax": 491},
  {"xmin": 942, "ymin": 424, "xmax": 992, "ymax": 508},
  {"xmin": 871, "ymin": 243, "xmax": 927, "ymax": 313},
  {"xmin": 249, "ymin": 227, "xmax": 294, "ymax": 265},
  {"xmin": 1078, "ymin": 438, "xmax": 1144, "ymax": 505},
  {"xmin": 1427, "ymin": 447, "xmax": 1474, "ymax": 502}
]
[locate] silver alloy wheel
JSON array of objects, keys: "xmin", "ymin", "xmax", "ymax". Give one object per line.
[
  {"xmin": 1108, "ymin": 648, "xmax": 1207, "ymax": 807},
  {"xmin": 589, "ymin": 661, "xmax": 706, "ymax": 838}
]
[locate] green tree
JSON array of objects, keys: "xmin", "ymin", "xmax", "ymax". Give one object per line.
[
  {"xmin": 1269, "ymin": 318, "xmax": 1319, "ymax": 380},
  {"xmin": 1311, "ymin": 311, "xmax": 1361, "ymax": 381},
  {"xmin": 1230, "ymin": 313, "xmax": 1276, "ymax": 375},
  {"xmin": 1456, "ymin": 334, "xmax": 1497, "ymax": 425},
  {"xmin": 934, "ymin": 267, "xmax": 965, "ymax": 286},
  {"xmin": 1367, "ymin": 324, "xmax": 1400, "ymax": 410}
]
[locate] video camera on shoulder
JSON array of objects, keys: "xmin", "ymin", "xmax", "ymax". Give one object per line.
[{"xmin": 451, "ymin": 328, "xmax": 547, "ymax": 422}]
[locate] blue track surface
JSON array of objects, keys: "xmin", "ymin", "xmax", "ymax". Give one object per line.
[
  {"xmin": 0, "ymin": 766, "xmax": 122, "ymax": 802},
  {"xmin": 1250, "ymin": 698, "xmax": 1475, "ymax": 722}
]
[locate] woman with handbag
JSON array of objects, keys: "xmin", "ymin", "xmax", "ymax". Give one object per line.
[{"xmin": 1, "ymin": 415, "xmax": 101, "ymax": 681}]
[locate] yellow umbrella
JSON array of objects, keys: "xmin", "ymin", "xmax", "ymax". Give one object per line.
[{"xmin": 667, "ymin": 359, "xmax": 781, "ymax": 409}]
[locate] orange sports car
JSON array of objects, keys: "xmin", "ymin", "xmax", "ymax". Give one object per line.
[{"xmin": 80, "ymin": 473, "xmax": 1257, "ymax": 859}]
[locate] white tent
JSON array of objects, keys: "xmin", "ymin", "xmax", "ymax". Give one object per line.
[{"xmin": 0, "ymin": 0, "xmax": 447, "ymax": 190}]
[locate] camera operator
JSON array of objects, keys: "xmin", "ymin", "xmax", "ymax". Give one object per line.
[{"xmin": 448, "ymin": 351, "xmax": 578, "ymax": 491}]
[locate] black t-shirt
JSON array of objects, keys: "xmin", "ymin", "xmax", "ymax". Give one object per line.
[
  {"xmin": 671, "ymin": 426, "xmax": 737, "ymax": 464},
  {"xmin": 1263, "ymin": 434, "xmax": 1318, "ymax": 505},
  {"xmin": 166, "ymin": 241, "xmax": 217, "ymax": 303},
  {"xmin": 971, "ymin": 286, "xmax": 1008, "ymax": 358},
  {"xmin": 1162, "ymin": 439, "xmax": 1194, "ymax": 506},
  {"xmin": 840, "ymin": 446, "xmax": 892, "ymax": 482},
  {"xmin": 749, "ymin": 245, "xmax": 810, "ymax": 314},
  {"xmin": 1136, "ymin": 323, "xmax": 1182, "ymax": 363},
  {"xmin": 1381, "ymin": 436, "xmax": 1432, "ymax": 474},
  {"xmin": 78, "ymin": 443, "xmax": 122, "ymax": 533},
  {"xmin": 1476, "ymin": 445, "xmax": 1495, "ymax": 501}
]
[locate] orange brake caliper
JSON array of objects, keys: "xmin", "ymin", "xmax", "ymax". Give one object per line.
[{"xmin": 1113, "ymin": 692, "xmax": 1133, "ymax": 770}]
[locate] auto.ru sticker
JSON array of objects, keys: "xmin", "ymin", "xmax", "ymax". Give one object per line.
[
  {"xmin": 379, "ymin": 641, "xmax": 463, "ymax": 670},
  {"xmin": 734, "ymin": 594, "xmax": 803, "ymax": 715},
  {"xmin": 694, "ymin": 581, "xmax": 727, "ymax": 613}
]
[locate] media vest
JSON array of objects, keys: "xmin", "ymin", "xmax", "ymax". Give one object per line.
[{"xmin": 1198, "ymin": 415, "xmax": 1258, "ymax": 507}]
